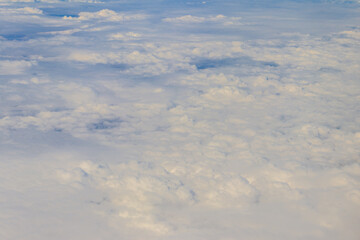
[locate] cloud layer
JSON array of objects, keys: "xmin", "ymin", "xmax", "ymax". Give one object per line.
[{"xmin": 0, "ymin": 1, "xmax": 359, "ymax": 240}]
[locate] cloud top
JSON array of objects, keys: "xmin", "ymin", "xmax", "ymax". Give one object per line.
[
  {"xmin": 0, "ymin": 1, "xmax": 359, "ymax": 240},
  {"xmin": 163, "ymin": 14, "xmax": 242, "ymax": 25},
  {"xmin": 64, "ymin": 9, "xmax": 147, "ymax": 22}
]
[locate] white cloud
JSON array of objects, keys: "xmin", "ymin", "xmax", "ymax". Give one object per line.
[
  {"xmin": 163, "ymin": 15, "xmax": 206, "ymax": 23},
  {"xmin": 64, "ymin": 9, "xmax": 147, "ymax": 22},
  {"xmin": 0, "ymin": 6, "xmax": 71, "ymax": 25},
  {"xmin": 163, "ymin": 14, "xmax": 242, "ymax": 25},
  {"xmin": 0, "ymin": 1, "xmax": 360, "ymax": 240},
  {"xmin": 109, "ymin": 32, "xmax": 142, "ymax": 40},
  {"xmin": 0, "ymin": 0, "xmax": 100, "ymax": 2},
  {"xmin": 0, "ymin": 60, "xmax": 34, "ymax": 75},
  {"xmin": 0, "ymin": 7, "xmax": 43, "ymax": 16}
]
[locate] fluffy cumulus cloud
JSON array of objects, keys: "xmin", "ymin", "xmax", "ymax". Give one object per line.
[{"xmin": 0, "ymin": 0, "xmax": 360, "ymax": 240}]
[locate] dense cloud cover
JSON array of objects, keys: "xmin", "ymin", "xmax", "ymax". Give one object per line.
[{"xmin": 0, "ymin": 0, "xmax": 359, "ymax": 239}]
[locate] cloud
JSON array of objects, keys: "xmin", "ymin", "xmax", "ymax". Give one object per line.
[
  {"xmin": 109, "ymin": 32, "xmax": 142, "ymax": 40},
  {"xmin": 0, "ymin": 6, "xmax": 68, "ymax": 25},
  {"xmin": 0, "ymin": 60, "xmax": 34, "ymax": 75},
  {"xmin": 0, "ymin": 7, "xmax": 43, "ymax": 14},
  {"xmin": 64, "ymin": 9, "xmax": 147, "ymax": 22},
  {"xmin": 0, "ymin": 1, "xmax": 360, "ymax": 240},
  {"xmin": 0, "ymin": 7, "xmax": 43, "ymax": 16},
  {"xmin": 163, "ymin": 14, "xmax": 242, "ymax": 25},
  {"xmin": 0, "ymin": 0, "xmax": 100, "ymax": 2},
  {"xmin": 64, "ymin": 41, "xmax": 247, "ymax": 75},
  {"xmin": 163, "ymin": 15, "xmax": 206, "ymax": 23}
]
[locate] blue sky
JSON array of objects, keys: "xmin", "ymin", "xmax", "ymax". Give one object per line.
[{"xmin": 0, "ymin": 0, "xmax": 359, "ymax": 239}]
